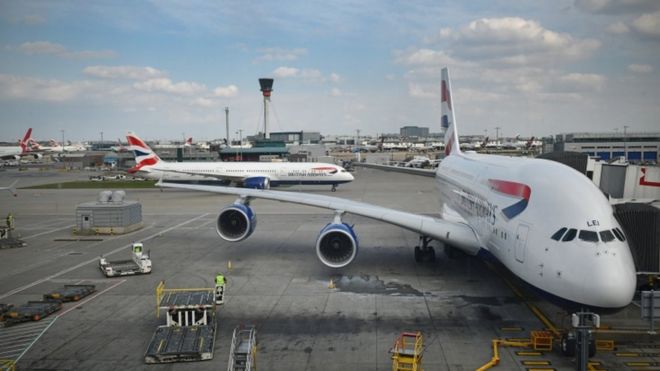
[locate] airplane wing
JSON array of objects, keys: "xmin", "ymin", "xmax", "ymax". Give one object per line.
[
  {"xmin": 158, "ymin": 180, "xmax": 481, "ymax": 252},
  {"xmin": 0, "ymin": 180, "xmax": 18, "ymax": 196},
  {"xmin": 355, "ymin": 163, "xmax": 436, "ymax": 177},
  {"xmin": 150, "ymin": 168, "xmax": 250, "ymax": 183}
]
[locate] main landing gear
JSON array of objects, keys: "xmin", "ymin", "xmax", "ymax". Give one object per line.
[
  {"xmin": 414, "ymin": 236, "xmax": 436, "ymax": 263},
  {"xmin": 331, "ymin": 184, "xmax": 337, "ymax": 192}
]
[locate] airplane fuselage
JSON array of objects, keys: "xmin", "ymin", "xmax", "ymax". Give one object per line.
[
  {"xmin": 436, "ymin": 152, "xmax": 636, "ymax": 310},
  {"xmin": 139, "ymin": 161, "xmax": 354, "ymax": 186}
]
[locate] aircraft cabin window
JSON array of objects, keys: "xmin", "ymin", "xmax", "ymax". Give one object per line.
[
  {"xmin": 612, "ymin": 228, "xmax": 626, "ymax": 242},
  {"xmin": 562, "ymin": 228, "xmax": 577, "ymax": 242},
  {"xmin": 600, "ymin": 230, "xmax": 615, "ymax": 243},
  {"xmin": 578, "ymin": 230, "xmax": 599, "ymax": 243},
  {"xmin": 551, "ymin": 227, "xmax": 567, "ymax": 241}
]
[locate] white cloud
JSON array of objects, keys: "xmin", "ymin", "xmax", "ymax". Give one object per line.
[
  {"xmin": 273, "ymin": 66, "xmax": 299, "ymax": 78},
  {"xmin": 442, "ymin": 17, "xmax": 601, "ymax": 65},
  {"xmin": 395, "ymin": 49, "xmax": 457, "ymax": 66},
  {"xmin": 559, "ymin": 73, "xmax": 606, "ymax": 91},
  {"xmin": 607, "ymin": 21, "xmax": 630, "ymax": 34},
  {"xmin": 254, "ymin": 47, "xmax": 307, "ymax": 62},
  {"xmin": 133, "ymin": 78, "xmax": 206, "ymax": 96},
  {"xmin": 0, "ymin": 74, "xmax": 93, "ymax": 102},
  {"xmin": 329, "ymin": 73, "xmax": 341, "ymax": 83},
  {"xmin": 632, "ymin": 11, "xmax": 660, "ymax": 39},
  {"xmin": 628, "ymin": 63, "xmax": 654, "ymax": 73},
  {"xmin": 213, "ymin": 84, "xmax": 238, "ymax": 97},
  {"xmin": 408, "ymin": 83, "xmax": 437, "ymax": 98},
  {"xmin": 19, "ymin": 41, "xmax": 66, "ymax": 55},
  {"xmin": 191, "ymin": 97, "xmax": 216, "ymax": 107},
  {"xmin": 84, "ymin": 66, "xmax": 166, "ymax": 80},
  {"xmin": 18, "ymin": 41, "xmax": 116, "ymax": 59},
  {"xmin": 330, "ymin": 88, "xmax": 342, "ymax": 97}
]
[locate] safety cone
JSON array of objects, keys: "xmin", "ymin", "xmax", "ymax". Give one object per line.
[{"xmin": 328, "ymin": 279, "xmax": 335, "ymax": 289}]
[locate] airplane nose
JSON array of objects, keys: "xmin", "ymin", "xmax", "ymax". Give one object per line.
[{"xmin": 587, "ymin": 253, "xmax": 636, "ymax": 309}]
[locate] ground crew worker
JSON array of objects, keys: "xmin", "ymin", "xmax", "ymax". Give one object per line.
[
  {"xmin": 132, "ymin": 242, "xmax": 142, "ymax": 254},
  {"xmin": 6, "ymin": 212, "xmax": 13, "ymax": 229}
]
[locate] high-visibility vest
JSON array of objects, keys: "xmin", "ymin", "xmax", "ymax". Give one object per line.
[{"xmin": 216, "ymin": 275, "xmax": 225, "ymax": 286}]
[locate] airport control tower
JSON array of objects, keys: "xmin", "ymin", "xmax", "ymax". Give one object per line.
[{"xmin": 259, "ymin": 78, "xmax": 274, "ymax": 139}]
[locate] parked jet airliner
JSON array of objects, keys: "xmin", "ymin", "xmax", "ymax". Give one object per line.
[
  {"xmin": 0, "ymin": 128, "xmax": 42, "ymax": 161},
  {"xmin": 126, "ymin": 133, "xmax": 354, "ymax": 191},
  {"xmin": 158, "ymin": 68, "xmax": 636, "ymax": 313}
]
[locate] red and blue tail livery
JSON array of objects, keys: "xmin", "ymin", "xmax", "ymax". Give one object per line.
[{"xmin": 126, "ymin": 132, "xmax": 160, "ymax": 174}]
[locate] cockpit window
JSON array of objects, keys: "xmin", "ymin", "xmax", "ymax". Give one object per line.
[
  {"xmin": 551, "ymin": 227, "xmax": 567, "ymax": 241},
  {"xmin": 578, "ymin": 230, "xmax": 599, "ymax": 243},
  {"xmin": 329, "ymin": 169, "xmax": 338, "ymax": 174},
  {"xmin": 612, "ymin": 228, "xmax": 626, "ymax": 242},
  {"xmin": 599, "ymin": 230, "xmax": 615, "ymax": 243},
  {"xmin": 562, "ymin": 228, "xmax": 577, "ymax": 242}
]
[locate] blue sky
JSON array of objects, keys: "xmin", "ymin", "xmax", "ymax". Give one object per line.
[{"xmin": 0, "ymin": 0, "xmax": 659, "ymax": 142}]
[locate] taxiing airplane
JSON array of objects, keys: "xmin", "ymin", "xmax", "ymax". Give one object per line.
[
  {"xmin": 29, "ymin": 138, "xmax": 87, "ymax": 153},
  {"xmin": 126, "ymin": 133, "xmax": 354, "ymax": 191},
  {"xmin": 0, "ymin": 129, "xmax": 42, "ymax": 161},
  {"xmin": 157, "ymin": 68, "xmax": 636, "ymax": 314}
]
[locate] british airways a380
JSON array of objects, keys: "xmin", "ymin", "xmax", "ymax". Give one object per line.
[
  {"xmin": 126, "ymin": 133, "xmax": 354, "ymax": 191},
  {"xmin": 158, "ymin": 68, "xmax": 636, "ymax": 312}
]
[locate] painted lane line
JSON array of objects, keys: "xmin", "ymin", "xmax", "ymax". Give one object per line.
[
  {"xmin": 22, "ymin": 224, "xmax": 75, "ymax": 240},
  {"xmin": 13, "ymin": 318, "xmax": 57, "ymax": 364},
  {"xmin": 0, "ymin": 213, "xmax": 209, "ymax": 300},
  {"xmin": 57, "ymin": 279, "xmax": 126, "ymax": 317}
]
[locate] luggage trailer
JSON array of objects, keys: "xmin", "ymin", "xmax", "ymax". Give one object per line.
[{"xmin": 144, "ymin": 281, "xmax": 219, "ymax": 364}]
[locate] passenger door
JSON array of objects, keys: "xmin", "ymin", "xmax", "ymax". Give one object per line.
[{"xmin": 515, "ymin": 223, "xmax": 529, "ymax": 263}]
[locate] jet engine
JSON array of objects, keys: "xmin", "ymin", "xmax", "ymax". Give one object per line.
[
  {"xmin": 216, "ymin": 203, "xmax": 256, "ymax": 242},
  {"xmin": 315, "ymin": 223, "xmax": 358, "ymax": 268},
  {"xmin": 243, "ymin": 176, "xmax": 270, "ymax": 189},
  {"xmin": 28, "ymin": 153, "xmax": 42, "ymax": 160}
]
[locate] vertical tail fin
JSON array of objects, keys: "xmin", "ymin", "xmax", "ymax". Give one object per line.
[
  {"xmin": 441, "ymin": 68, "xmax": 461, "ymax": 156},
  {"xmin": 126, "ymin": 132, "xmax": 161, "ymax": 174},
  {"xmin": 19, "ymin": 128, "xmax": 33, "ymax": 153}
]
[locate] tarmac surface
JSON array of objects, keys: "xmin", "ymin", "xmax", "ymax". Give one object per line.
[{"xmin": 0, "ymin": 167, "xmax": 655, "ymax": 370}]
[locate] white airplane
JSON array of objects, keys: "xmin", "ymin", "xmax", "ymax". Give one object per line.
[
  {"xmin": 126, "ymin": 133, "xmax": 354, "ymax": 191},
  {"xmin": 0, "ymin": 128, "xmax": 42, "ymax": 161},
  {"xmin": 29, "ymin": 139, "xmax": 87, "ymax": 153},
  {"xmin": 157, "ymin": 68, "xmax": 636, "ymax": 315}
]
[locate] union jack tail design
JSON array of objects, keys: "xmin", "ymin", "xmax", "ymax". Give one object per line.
[
  {"xmin": 126, "ymin": 132, "xmax": 160, "ymax": 174},
  {"xmin": 441, "ymin": 68, "xmax": 461, "ymax": 157}
]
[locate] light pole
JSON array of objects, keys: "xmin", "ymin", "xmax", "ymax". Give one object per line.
[
  {"xmin": 100, "ymin": 131, "xmax": 104, "ymax": 146},
  {"xmin": 225, "ymin": 107, "xmax": 229, "ymax": 146},
  {"xmin": 495, "ymin": 126, "xmax": 501, "ymax": 148},
  {"xmin": 60, "ymin": 129, "xmax": 65, "ymax": 149},
  {"xmin": 623, "ymin": 125, "xmax": 629, "ymax": 161}
]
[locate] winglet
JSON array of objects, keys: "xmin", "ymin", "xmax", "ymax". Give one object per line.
[{"xmin": 441, "ymin": 68, "xmax": 461, "ymax": 157}]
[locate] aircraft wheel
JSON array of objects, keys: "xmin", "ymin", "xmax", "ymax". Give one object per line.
[
  {"xmin": 589, "ymin": 338, "xmax": 596, "ymax": 357},
  {"xmin": 425, "ymin": 247, "xmax": 436, "ymax": 263},
  {"xmin": 414, "ymin": 246, "xmax": 422, "ymax": 263},
  {"xmin": 560, "ymin": 334, "xmax": 576, "ymax": 357},
  {"xmin": 444, "ymin": 245, "xmax": 458, "ymax": 259},
  {"xmin": 331, "ymin": 186, "xmax": 337, "ymax": 192}
]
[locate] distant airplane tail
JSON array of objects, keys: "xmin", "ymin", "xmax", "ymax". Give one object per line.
[
  {"xmin": 19, "ymin": 128, "xmax": 33, "ymax": 153},
  {"xmin": 185, "ymin": 137, "xmax": 192, "ymax": 146},
  {"xmin": 441, "ymin": 68, "xmax": 461, "ymax": 156},
  {"xmin": 126, "ymin": 132, "xmax": 161, "ymax": 174}
]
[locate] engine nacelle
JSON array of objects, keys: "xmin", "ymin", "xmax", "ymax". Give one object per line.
[
  {"xmin": 316, "ymin": 223, "xmax": 359, "ymax": 268},
  {"xmin": 216, "ymin": 203, "xmax": 256, "ymax": 242},
  {"xmin": 243, "ymin": 176, "xmax": 270, "ymax": 189},
  {"xmin": 30, "ymin": 153, "xmax": 43, "ymax": 160}
]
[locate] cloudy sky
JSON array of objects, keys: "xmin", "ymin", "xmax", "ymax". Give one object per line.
[{"xmin": 0, "ymin": 0, "xmax": 659, "ymax": 142}]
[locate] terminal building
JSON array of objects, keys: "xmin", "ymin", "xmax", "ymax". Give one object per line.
[
  {"xmin": 400, "ymin": 126, "xmax": 429, "ymax": 138},
  {"xmin": 553, "ymin": 132, "xmax": 660, "ymax": 163}
]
